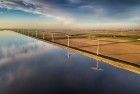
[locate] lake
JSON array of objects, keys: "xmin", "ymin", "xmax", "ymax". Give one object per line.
[{"xmin": 0, "ymin": 30, "xmax": 140, "ymax": 94}]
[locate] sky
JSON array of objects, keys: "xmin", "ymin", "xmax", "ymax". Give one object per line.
[{"xmin": 0, "ymin": 0, "xmax": 140, "ymax": 29}]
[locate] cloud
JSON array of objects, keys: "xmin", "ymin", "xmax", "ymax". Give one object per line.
[
  {"xmin": 24, "ymin": 0, "xmax": 75, "ymax": 24},
  {"xmin": 0, "ymin": 0, "xmax": 36, "ymax": 15},
  {"xmin": 68, "ymin": 0, "xmax": 82, "ymax": 4},
  {"xmin": 0, "ymin": 0, "xmax": 74, "ymax": 24},
  {"xmin": 0, "ymin": 0, "xmax": 140, "ymax": 26}
]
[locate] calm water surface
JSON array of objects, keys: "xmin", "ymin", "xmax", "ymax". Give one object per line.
[{"xmin": 0, "ymin": 30, "xmax": 140, "ymax": 94}]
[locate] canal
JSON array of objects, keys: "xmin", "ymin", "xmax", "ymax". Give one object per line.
[{"xmin": 0, "ymin": 30, "xmax": 140, "ymax": 94}]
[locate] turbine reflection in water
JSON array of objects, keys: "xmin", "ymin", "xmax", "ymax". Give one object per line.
[{"xmin": 0, "ymin": 31, "xmax": 140, "ymax": 94}]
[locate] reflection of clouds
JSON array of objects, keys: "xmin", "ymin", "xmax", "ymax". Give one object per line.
[
  {"xmin": 0, "ymin": 42, "xmax": 37, "ymax": 61},
  {"xmin": 0, "ymin": 71, "xmax": 15, "ymax": 84},
  {"xmin": 0, "ymin": 31, "xmax": 59, "ymax": 64},
  {"xmin": 0, "ymin": 32, "xmax": 140, "ymax": 94},
  {"xmin": 0, "ymin": 63, "xmax": 34, "ymax": 86},
  {"xmin": 0, "ymin": 41, "xmax": 58, "ymax": 65},
  {"xmin": 0, "ymin": 42, "xmax": 39, "ymax": 58}
]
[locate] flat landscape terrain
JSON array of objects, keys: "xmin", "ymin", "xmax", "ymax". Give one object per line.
[
  {"xmin": 56, "ymin": 38, "xmax": 140, "ymax": 65},
  {"xmin": 16, "ymin": 30, "xmax": 140, "ymax": 66}
]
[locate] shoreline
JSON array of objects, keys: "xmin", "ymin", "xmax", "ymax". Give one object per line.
[{"xmin": 12, "ymin": 30, "xmax": 140, "ymax": 75}]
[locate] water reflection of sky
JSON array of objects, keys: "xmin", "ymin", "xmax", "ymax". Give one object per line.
[
  {"xmin": 0, "ymin": 31, "xmax": 57, "ymax": 64},
  {"xmin": 0, "ymin": 31, "xmax": 140, "ymax": 94}
]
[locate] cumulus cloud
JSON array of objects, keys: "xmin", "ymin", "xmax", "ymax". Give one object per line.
[
  {"xmin": 0, "ymin": 0, "xmax": 74, "ymax": 24},
  {"xmin": 0, "ymin": 0, "xmax": 34, "ymax": 13}
]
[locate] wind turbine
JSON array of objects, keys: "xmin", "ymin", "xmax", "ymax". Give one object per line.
[{"xmin": 91, "ymin": 60, "xmax": 103, "ymax": 71}]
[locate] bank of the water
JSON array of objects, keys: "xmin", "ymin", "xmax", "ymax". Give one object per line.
[
  {"xmin": 0, "ymin": 30, "xmax": 140, "ymax": 94},
  {"xmin": 14, "ymin": 30, "xmax": 140, "ymax": 75}
]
